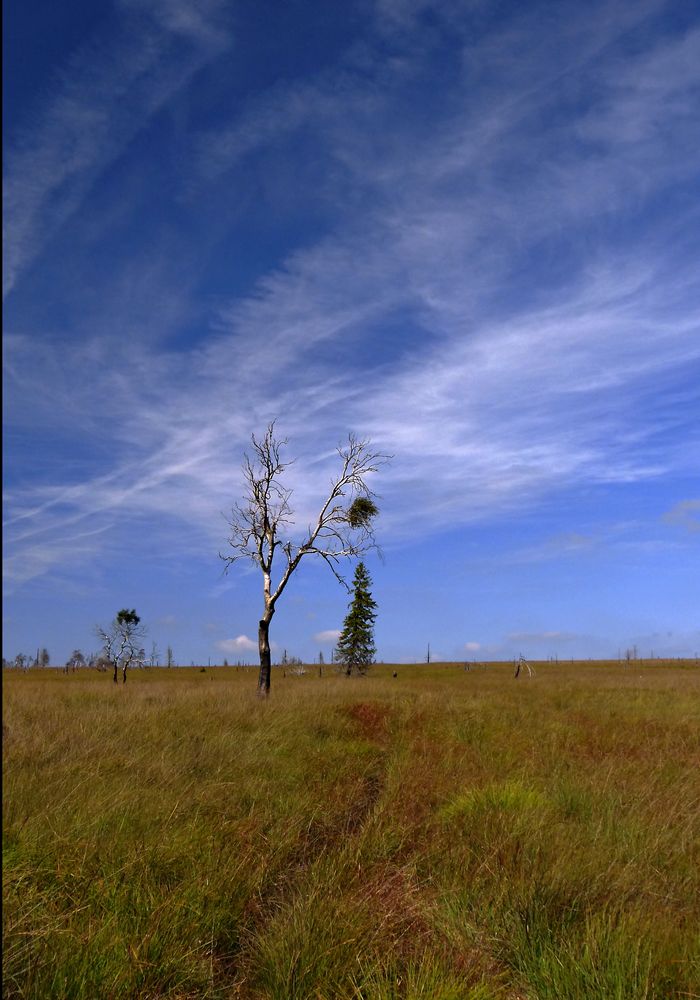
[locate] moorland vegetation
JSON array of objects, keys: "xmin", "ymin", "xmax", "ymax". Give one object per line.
[{"xmin": 3, "ymin": 660, "xmax": 699, "ymax": 999}]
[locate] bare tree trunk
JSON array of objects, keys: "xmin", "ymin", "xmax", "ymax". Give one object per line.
[
  {"xmin": 122, "ymin": 663, "xmax": 127, "ymax": 684},
  {"xmin": 258, "ymin": 617, "xmax": 272, "ymax": 697},
  {"xmin": 113, "ymin": 662, "xmax": 118, "ymax": 684}
]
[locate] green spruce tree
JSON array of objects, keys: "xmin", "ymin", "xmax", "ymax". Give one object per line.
[{"xmin": 336, "ymin": 562, "xmax": 377, "ymax": 676}]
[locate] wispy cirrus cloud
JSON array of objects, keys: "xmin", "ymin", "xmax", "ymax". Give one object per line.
[
  {"xmin": 508, "ymin": 631, "xmax": 578, "ymax": 644},
  {"xmin": 2, "ymin": 0, "xmax": 230, "ymax": 298},
  {"xmin": 662, "ymin": 500, "xmax": 700, "ymax": 533},
  {"xmin": 3, "ymin": 0, "xmax": 699, "ymax": 598}
]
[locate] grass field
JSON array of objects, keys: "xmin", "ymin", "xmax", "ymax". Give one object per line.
[{"xmin": 3, "ymin": 661, "xmax": 699, "ymax": 999}]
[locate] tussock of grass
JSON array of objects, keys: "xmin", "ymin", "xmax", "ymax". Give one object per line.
[
  {"xmin": 3, "ymin": 661, "xmax": 700, "ymax": 998},
  {"xmin": 441, "ymin": 780, "xmax": 550, "ymax": 822}
]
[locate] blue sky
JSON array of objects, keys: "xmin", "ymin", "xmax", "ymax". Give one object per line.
[{"xmin": 3, "ymin": 0, "xmax": 699, "ymax": 666}]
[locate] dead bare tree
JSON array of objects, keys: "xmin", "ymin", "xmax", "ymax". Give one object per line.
[
  {"xmin": 221, "ymin": 423, "xmax": 389, "ymax": 697},
  {"xmin": 96, "ymin": 609, "xmax": 146, "ymax": 684},
  {"xmin": 514, "ymin": 654, "xmax": 535, "ymax": 678}
]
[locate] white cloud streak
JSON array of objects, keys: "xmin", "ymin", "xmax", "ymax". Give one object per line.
[
  {"xmin": 662, "ymin": 500, "xmax": 700, "ymax": 533},
  {"xmin": 2, "ymin": 0, "xmax": 230, "ymax": 298},
  {"xmin": 508, "ymin": 631, "xmax": 578, "ymax": 643},
  {"xmin": 4, "ymin": 1, "xmax": 699, "ymax": 590}
]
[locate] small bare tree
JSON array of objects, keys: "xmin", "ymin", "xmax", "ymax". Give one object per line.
[
  {"xmin": 221, "ymin": 423, "xmax": 389, "ymax": 697},
  {"xmin": 66, "ymin": 649, "xmax": 86, "ymax": 673},
  {"xmin": 96, "ymin": 609, "xmax": 146, "ymax": 684},
  {"xmin": 514, "ymin": 654, "xmax": 534, "ymax": 678},
  {"xmin": 13, "ymin": 653, "xmax": 29, "ymax": 671}
]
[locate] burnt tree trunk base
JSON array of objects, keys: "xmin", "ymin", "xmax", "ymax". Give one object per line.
[{"xmin": 258, "ymin": 617, "xmax": 272, "ymax": 697}]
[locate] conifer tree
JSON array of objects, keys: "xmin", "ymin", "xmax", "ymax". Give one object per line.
[{"xmin": 336, "ymin": 562, "xmax": 377, "ymax": 675}]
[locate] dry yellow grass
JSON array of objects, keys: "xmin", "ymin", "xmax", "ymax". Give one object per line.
[{"xmin": 3, "ymin": 660, "xmax": 700, "ymax": 998}]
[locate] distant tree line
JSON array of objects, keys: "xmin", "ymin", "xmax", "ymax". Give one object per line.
[{"xmin": 3, "ymin": 648, "xmax": 50, "ymax": 670}]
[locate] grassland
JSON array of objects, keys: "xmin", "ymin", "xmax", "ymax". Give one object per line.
[{"xmin": 3, "ymin": 660, "xmax": 699, "ymax": 999}]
